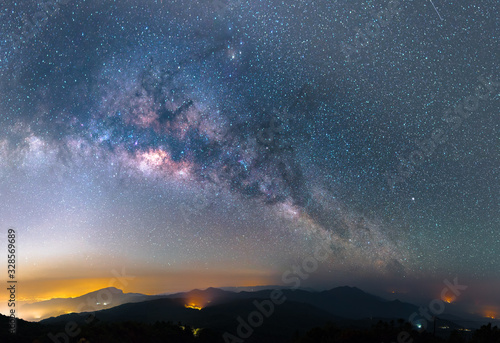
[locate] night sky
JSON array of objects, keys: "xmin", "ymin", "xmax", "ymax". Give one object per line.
[{"xmin": 0, "ymin": 0, "xmax": 498, "ymax": 319}]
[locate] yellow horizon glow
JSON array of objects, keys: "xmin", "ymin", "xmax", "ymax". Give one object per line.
[
  {"xmin": 184, "ymin": 303, "xmax": 203, "ymax": 310},
  {"xmin": 484, "ymin": 311, "xmax": 498, "ymax": 319},
  {"xmin": 0, "ymin": 269, "xmax": 276, "ymax": 320},
  {"xmin": 443, "ymin": 296, "xmax": 454, "ymax": 304},
  {"xmin": 480, "ymin": 305, "xmax": 499, "ymax": 320}
]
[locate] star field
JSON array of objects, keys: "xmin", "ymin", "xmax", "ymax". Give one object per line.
[{"xmin": 0, "ymin": 0, "xmax": 498, "ymax": 316}]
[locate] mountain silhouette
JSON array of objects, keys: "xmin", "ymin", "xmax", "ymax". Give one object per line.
[
  {"xmin": 25, "ymin": 285, "xmax": 490, "ymax": 332},
  {"xmin": 21, "ymin": 286, "xmax": 154, "ymax": 321},
  {"xmin": 15, "ymin": 286, "xmax": 500, "ymax": 343},
  {"xmin": 36, "ymin": 286, "xmax": 432, "ymax": 326}
]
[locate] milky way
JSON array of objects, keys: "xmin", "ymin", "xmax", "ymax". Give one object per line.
[{"xmin": 0, "ymin": 0, "xmax": 499, "ymax": 312}]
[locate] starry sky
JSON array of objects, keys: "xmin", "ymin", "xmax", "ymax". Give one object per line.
[{"xmin": 0, "ymin": 0, "xmax": 499, "ymax": 319}]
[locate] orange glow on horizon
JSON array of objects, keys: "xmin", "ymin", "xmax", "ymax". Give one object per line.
[
  {"xmin": 184, "ymin": 293, "xmax": 211, "ymax": 310},
  {"xmin": 0, "ymin": 269, "xmax": 276, "ymax": 320},
  {"xmin": 442, "ymin": 295, "xmax": 454, "ymax": 304},
  {"xmin": 480, "ymin": 305, "xmax": 499, "ymax": 320},
  {"xmin": 0, "ymin": 278, "xmax": 127, "ymax": 304},
  {"xmin": 184, "ymin": 303, "xmax": 203, "ymax": 310},
  {"xmin": 484, "ymin": 310, "xmax": 498, "ymax": 319}
]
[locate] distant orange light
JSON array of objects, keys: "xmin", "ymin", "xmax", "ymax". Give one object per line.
[
  {"xmin": 442, "ymin": 295, "xmax": 454, "ymax": 304},
  {"xmin": 183, "ymin": 293, "xmax": 212, "ymax": 310},
  {"xmin": 484, "ymin": 311, "xmax": 497, "ymax": 319},
  {"xmin": 184, "ymin": 303, "xmax": 202, "ymax": 310}
]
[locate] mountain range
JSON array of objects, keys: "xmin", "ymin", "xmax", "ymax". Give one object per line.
[
  {"xmin": 21, "ymin": 286, "xmax": 497, "ymax": 332},
  {"xmin": 7, "ymin": 286, "xmax": 499, "ymax": 343}
]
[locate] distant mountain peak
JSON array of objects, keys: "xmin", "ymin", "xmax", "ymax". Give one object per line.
[
  {"xmin": 103, "ymin": 287, "xmax": 123, "ymax": 293},
  {"xmin": 324, "ymin": 286, "xmax": 366, "ymax": 294},
  {"xmin": 204, "ymin": 287, "xmax": 219, "ymax": 291},
  {"xmin": 85, "ymin": 287, "xmax": 124, "ymax": 296},
  {"xmin": 21, "ymin": 286, "xmax": 149, "ymax": 321}
]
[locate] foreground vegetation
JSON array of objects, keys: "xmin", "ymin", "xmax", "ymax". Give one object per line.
[
  {"xmin": 2, "ymin": 314, "xmax": 499, "ymax": 343},
  {"xmin": 293, "ymin": 321, "xmax": 500, "ymax": 343}
]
